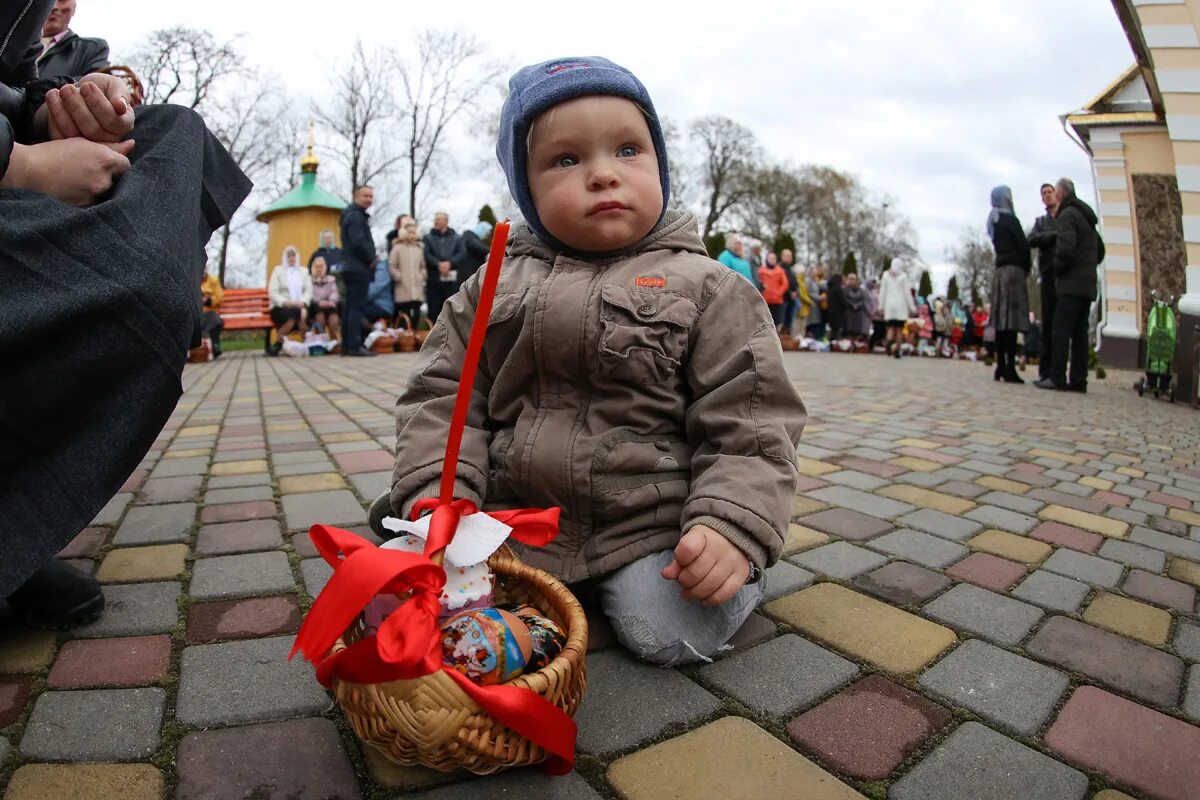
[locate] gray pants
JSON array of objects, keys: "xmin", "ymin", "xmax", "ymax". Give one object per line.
[{"xmin": 596, "ymin": 551, "xmax": 764, "ymax": 667}]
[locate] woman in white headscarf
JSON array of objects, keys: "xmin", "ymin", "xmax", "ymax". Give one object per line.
[
  {"xmin": 987, "ymin": 186, "xmax": 1032, "ymax": 383},
  {"xmin": 267, "ymin": 245, "xmax": 313, "ymax": 353}
]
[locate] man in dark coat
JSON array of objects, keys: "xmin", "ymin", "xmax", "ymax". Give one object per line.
[
  {"xmin": 37, "ymin": 0, "xmax": 109, "ymax": 82},
  {"xmin": 423, "ymin": 211, "xmax": 461, "ymax": 324},
  {"xmin": 1036, "ymin": 178, "xmax": 1099, "ymax": 393},
  {"xmin": 454, "ymin": 221, "xmax": 492, "ymax": 288},
  {"xmin": 1, "ymin": 0, "xmax": 250, "ymax": 627},
  {"xmin": 1027, "ymin": 183, "xmax": 1059, "ymax": 381},
  {"xmin": 339, "ymin": 186, "xmax": 379, "ymax": 357}
]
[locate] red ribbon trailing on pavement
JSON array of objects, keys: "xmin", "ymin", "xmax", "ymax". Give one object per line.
[{"xmin": 289, "ymin": 222, "xmax": 579, "ymax": 775}]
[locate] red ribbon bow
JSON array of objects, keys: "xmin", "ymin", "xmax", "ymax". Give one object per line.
[{"xmin": 289, "ymin": 501, "xmax": 576, "ymax": 774}]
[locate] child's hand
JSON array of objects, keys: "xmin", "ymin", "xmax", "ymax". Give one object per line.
[{"xmin": 661, "ymin": 525, "xmax": 750, "ymax": 606}]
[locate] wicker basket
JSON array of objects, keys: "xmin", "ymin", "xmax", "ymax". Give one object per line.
[
  {"xmin": 331, "ymin": 545, "xmax": 588, "ymax": 774},
  {"xmin": 415, "ymin": 316, "xmax": 433, "ymax": 349},
  {"xmin": 394, "ymin": 313, "xmax": 417, "ymax": 353}
]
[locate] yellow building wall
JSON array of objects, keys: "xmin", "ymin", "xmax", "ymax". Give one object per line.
[
  {"xmin": 262, "ymin": 208, "xmax": 342, "ymax": 287},
  {"xmin": 1121, "ymin": 130, "xmax": 1176, "ymax": 174}
]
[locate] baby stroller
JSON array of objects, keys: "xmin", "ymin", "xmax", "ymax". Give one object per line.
[{"xmin": 1135, "ymin": 291, "xmax": 1177, "ymax": 401}]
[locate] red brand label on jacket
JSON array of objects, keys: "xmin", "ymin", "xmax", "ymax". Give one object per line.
[{"xmin": 635, "ymin": 277, "xmax": 666, "ymax": 288}]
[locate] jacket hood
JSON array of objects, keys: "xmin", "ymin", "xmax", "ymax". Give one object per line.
[
  {"xmin": 1062, "ymin": 195, "xmax": 1098, "ymax": 226},
  {"xmin": 506, "ymin": 208, "xmax": 708, "ymax": 263}
]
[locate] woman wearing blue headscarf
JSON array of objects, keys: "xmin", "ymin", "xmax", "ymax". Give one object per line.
[{"xmin": 987, "ymin": 186, "xmax": 1032, "ymax": 383}]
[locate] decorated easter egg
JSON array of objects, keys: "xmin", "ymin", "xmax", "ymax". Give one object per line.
[
  {"xmin": 440, "ymin": 608, "xmax": 533, "ymax": 685},
  {"xmin": 502, "ymin": 604, "xmax": 567, "ymax": 672}
]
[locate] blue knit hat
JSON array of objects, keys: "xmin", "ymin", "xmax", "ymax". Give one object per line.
[{"xmin": 496, "ymin": 56, "xmax": 671, "ymax": 249}]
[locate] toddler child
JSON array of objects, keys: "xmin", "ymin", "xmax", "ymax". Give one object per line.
[{"xmin": 371, "ymin": 57, "xmax": 806, "ymax": 666}]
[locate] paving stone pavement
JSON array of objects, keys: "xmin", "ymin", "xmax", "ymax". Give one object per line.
[{"xmin": 1, "ymin": 352, "xmax": 1198, "ymax": 798}]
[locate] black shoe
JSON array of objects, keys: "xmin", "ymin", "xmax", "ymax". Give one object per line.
[
  {"xmin": 1003, "ymin": 369, "xmax": 1025, "ymax": 385},
  {"xmin": 212, "ymin": 348, "xmax": 223, "ymax": 359},
  {"xmin": 7, "ymin": 560, "xmax": 104, "ymax": 630},
  {"xmin": 1067, "ymin": 384, "xmax": 1087, "ymax": 394},
  {"xmin": 1034, "ymin": 378, "xmax": 1064, "ymax": 391},
  {"xmin": 267, "ymin": 342, "xmax": 282, "ymax": 357},
  {"xmin": 994, "ymin": 366, "xmax": 1002, "ymax": 381}
]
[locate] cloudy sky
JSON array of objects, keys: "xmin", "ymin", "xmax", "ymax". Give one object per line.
[{"xmin": 85, "ymin": 0, "xmax": 1133, "ymax": 284}]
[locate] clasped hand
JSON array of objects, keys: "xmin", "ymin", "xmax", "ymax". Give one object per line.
[
  {"xmin": 661, "ymin": 525, "xmax": 751, "ymax": 606},
  {"xmin": 2, "ymin": 74, "xmax": 136, "ymax": 206}
]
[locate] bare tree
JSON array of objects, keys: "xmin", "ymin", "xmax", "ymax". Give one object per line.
[
  {"xmin": 660, "ymin": 116, "xmax": 693, "ymax": 211},
  {"xmin": 745, "ymin": 164, "xmax": 806, "ymax": 245},
  {"xmin": 128, "ymin": 27, "xmax": 242, "ymax": 110},
  {"xmin": 314, "ymin": 40, "xmax": 401, "ymax": 199},
  {"xmin": 947, "ymin": 228, "xmax": 995, "ymax": 306},
  {"xmin": 395, "ymin": 29, "xmax": 505, "ymax": 220},
  {"xmin": 690, "ymin": 115, "xmax": 760, "ymax": 240}
]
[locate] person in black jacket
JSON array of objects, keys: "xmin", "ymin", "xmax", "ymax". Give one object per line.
[
  {"xmin": 1036, "ymin": 178, "xmax": 1100, "ymax": 393},
  {"xmin": 1027, "ymin": 183, "xmax": 1059, "ymax": 380},
  {"xmin": 423, "ymin": 211, "xmax": 461, "ymax": 324},
  {"xmin": 339, "ymin": 185, "xmax": 378, "ymax": 357},
  {"xmin": 36, "ymin": 0, "xmax": 109, "ymax": 82},
  {"xmin": 780, "ymin": 248, "xmax": 801, "ymax": 334},
  {"xmin": 454, "ymin": 220, "xmax": 492, "ymax": 288},
  {"xmin": 987, "ymin": 185, "xmax": 1032, "ymax": 383},
  {"xmin": 1, "ymin": 0, "xmax": 250, "ymax": 627}
]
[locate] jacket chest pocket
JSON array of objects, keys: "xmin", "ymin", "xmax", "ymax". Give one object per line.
[{"xmin": 597, "ymin": 285, "xmax": 699, "ymax": 385}]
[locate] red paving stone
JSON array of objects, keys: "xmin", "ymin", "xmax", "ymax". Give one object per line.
[
  {"xmin": 1149, "ymin": 491, "xmax": 1191, "ymax": 510},
  {"xmin": 835, "ymin": 456, "xmax": 907, "ymax": 478},
  {"xmin": 291, "ymin": 532, "xmax": 319, "ymax": 558},
  {"xmin": 788, "ymin": 675, "xmax": 952, "ymax": 780},
  {"xmin": 1046, "ymin": 686, "xmax": 1200, "ymax": 800},
  {"xmin": 47, "ymin": 635, "xmax": 171, "ymax": 689},
  {"xmin": 798, "ymin": 508, "xmax": 893, "ymax": 540},
  {"xmin": 1122, "ymin": 570, "xmax": 1197, "ymax": 613},
  {"xmin": 1093, "ymin": 491, "xmax": 1130, "ymax": 508},
  {"xmin": 939, "ymin": 480, "xmax": 989, "ymax": 499},
  {"xmin": 1029, "ymin": 489, "xmax": 1110, "ymax": 515},
  {"xmin": 0, "ymin": 676, "xmax": 31, "ymax": 727},
  {"xmin": 221, "ymin": 425, "xmax": 263, "ymax": 436},
  {"xmin": 199, "ymin": 501, "xmax": 278, "ymax": 524},
  {"xmin": 945, "ymin": 552, "xmax": 1028, "ymax": 591},
  {"xmin": 56, "ymin": 527, "xmax": 108, "ymax": 558},
  {"xmin": 333, "ymin": 450, "xmax": 394, "ymax": 474},
  {"xmin": 1026, "ymin": 617, "xmax": 1184, "ymax": 707},
  {"xmin": 186, "ymin": 596, "xmax": 303, "ymax": 643},
  {"xmin": 195, "ymin": 520, "xmax": 284, "ymax": 556},
  {"xmin": 1011, "ymin": 462, "xmax": 1045, "ymax": 474},
  {"xmin": 217, "ymin": 441, "xmax": 266, "ymax": 452},
  {"xmin": 119, "ymin": 469, "xmax": 147, "ymax": 493},
  {"xmin": 1029, "ymin": 521, "xmax": 1103, "ymax": 553},
  {"xmin": 852, "ymin": 562, "xmax": 952, "ymax": 606},
  {"xmin": 794, "ymin": 476, "xmax": 829, "ymax": 493},
  {"xmin": 928, "ymin": 436, "xmax": 965, "ymax": 446}
]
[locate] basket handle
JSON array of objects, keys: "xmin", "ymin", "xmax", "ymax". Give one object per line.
[
  {"xmin": 395, "ymin": 312, "xmax": 414, "ymax": 331},
  {"xmin": 423, "ymin": 220, "xmax": 510, "ymax": 567}
]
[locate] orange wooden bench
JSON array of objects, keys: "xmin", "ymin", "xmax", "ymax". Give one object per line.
[{"xmin": 218, "ymin": 288, "xmax": 273, "ymax": 352}]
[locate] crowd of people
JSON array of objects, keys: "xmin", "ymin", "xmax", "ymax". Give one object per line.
[{"xmin": 708, "ymin": 176, "xmax": 1101, "ymax": 393}]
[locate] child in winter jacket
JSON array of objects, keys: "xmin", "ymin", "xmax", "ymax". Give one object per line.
[
  {"xmin": 375, "ymin": 57, "xmax": 806, "ymax": 666},
  {"xmin": 758, "ymin": 251, "xmax": 790, "ymax": 331}
]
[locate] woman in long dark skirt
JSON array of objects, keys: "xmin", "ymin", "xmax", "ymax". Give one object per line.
[
  {"xmin": 0, "ymin": 0, "xmax": 251, "ymax": 627},
  {"xmin": 987, "ymin": 186, "xmax": 1031, "ymax": 383}
]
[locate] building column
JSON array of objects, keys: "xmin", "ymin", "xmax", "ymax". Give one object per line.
[
  {"xmin": 1131, "ymin": 0, "xmax": 1200, "ymax": 397},
  {"xmin": 1090, "ymin": 130, "xmax": 1144, "ymax": 367}
]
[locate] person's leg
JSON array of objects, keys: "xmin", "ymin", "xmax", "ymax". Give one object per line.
[
  {"xmin": 1049, "ymin": 298, "xmax": 1074, "ymax": 387},
  {"xmin": 209, "ymin": 316, "xmax": 222, "ymax": 356},
  {"xmin": 782, "ymin": 299, "xmax": 797, "ymax": 333},
  {"xmin": 1067, "ymin": 298, "xmax": 1090, "ymax": 390},
  {"xmin": 597, "ymin": 551, "xmax": 763, "ymax": 666},
  {"xmin": 1040, "ymin": 279, "xmax": 1056, "ymax": 380},
  {"xmin": 769, "ymin": 304, "xmax": 784, "ymax": 331},
  {"xmin": 342, "ymin": 273, "xmax": 368, "ymax": 353}
]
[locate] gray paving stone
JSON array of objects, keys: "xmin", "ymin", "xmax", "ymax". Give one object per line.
[
  {"xmin": 281, "ymin": 489, "xmax": 367, "ymax": 529},
  {"xmin": 1132, "ymin": 498, "xmax": 1169, "ymax": 516},
  {"xmin": 1114, "ymin": 484, "xmax": 1148, "ymax": 499},
  {"xmin": 957, "ymin": 460, "xmax": 1008, "ymax": 476},
  {"xmin": 112, "ymin": 502, "xmax": 196, "ymax": 545},
  {"xmin": 574, "ymin": 649, "xmax": 722, "ymax": 756},
  {"xmin": 149, "ymin": 456, "xmax": 209, "ymax": 478},
  {"xmin": 1041, "ymin": 549, "xmax": 1124, "ymax": 588},
  {"xmin": 206, "ymin": 472, "xmax": 272, "ymax": 489},
  {"xmin": 826, "ymin": 470, "xmax": 890, "ymax": 491},
  {"xmin": 790, "ymin": 542, "xmax": 888, "ymax": 580},
  {"xmin": 1098, "ymin": 539, "xmax": 1167, "ymax": 572},
  {"xmin": 275, "ymin": 461, "xmax": 337, "ymax": 477},
  {"xmin": 1011, "ymin": 570, "xmax": 1091, "ymax": 613},
  {"xmin": 1052, "ymin": 481, "xmax": 1093, "ymax": 497},
  {"xmin": 762, "ymin": 561, "xmax": 815, "ymax": 602},
  {"xmin": 1186, "ymin": 665, "xmax": 1200, "ymax": 723},
  {"xmin": 300, "ymin": 558, "xmax": 334, "ymax": 597},
  {"xmin": 866, "ymin": 529, "xmax": 969, "ymax": 569},
  {"xmin": 964, "ymin": 505, "xmax": 1038, "ymax": 534},
  {"xmin": 211, "ymin": 448, "xmax": 267, "ymax": 463},
  {"xmin": 190, "ymin": 551, "xmax": 296, "ymax": 600},
  {"xmin": 808, "ymin": 486, "xmax": 916, "ymax": 520},
  {"xmin": 929, "ymin": 467, "xmax": 983, "ymax": 483},
  {"xmin": 270, "ymin": 449, "xmax": 328, "ymax": 465},
  {"xmin": 203, "ymin": 485, "xmax": 275, "ymax": 505},
  {"xmin": 978, "ymin": 491, "xmax": 1045, "ymax": 515},
  {"xmin": 898, "ymin": 508, "xmax": 984, "ymax": 542},
  {"xmin": 1043, "ymin": 466, "xmax": 1078, "ymax": 480},
  {"xmin": 324, "ymin": 440, "xmax": 380, "ymax": 455},
  {"xmin": 1130, "ymin": 526, "xmax": 1200, "ymax": 559},
  {"xmin": 923, "ymin": 584, "xmax": 1044, "ymax": 646},
  {"xmin": 348, "ymin": 470, "xmax": 392, "ymax": 501},
  {"xmin": 797, "ymin": 444, "xmax": 841, "ymax": 460},
  {"xmin": 895, "ymin": 471, "xmax": 950, "ymax": 488},
  {"xmin": 1177, "ymin": 621, "xmax": 1200, "ymax": 661},
  {"xmin": 919, "ymin": 640, "xmax": 1069, "ymax": 735},
  {"xmin": 1109, "ymin": 506, "xmax": 1150, "ymax": 526},
  {"xmin": 890, "ymin": 721, "xmax": 1087, "ymax": 800},
  {"xmin": 404, "ymin": 770, "xmax": 599, "ymax": 799},
  {"xmin": 267, "ymin": 432, "xmax": 318, "ymax": 446},
  {"xmin": 91, "ymin": 492, "xmax": 132, "ymax": 525},
  {"xmin": 697, "ymin": 634, "xmax": 857, "ymax": 717},
  {"xmin": 176, "ymin": 636, "xmax": 332, "ymax": 726},
  {"xmin": 70, "ymin": 581, "xmax": 181, "ymax": 638},
  {"xmin": 21, "ymin": 688, "xmax": 164, "ymax": 760}
]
